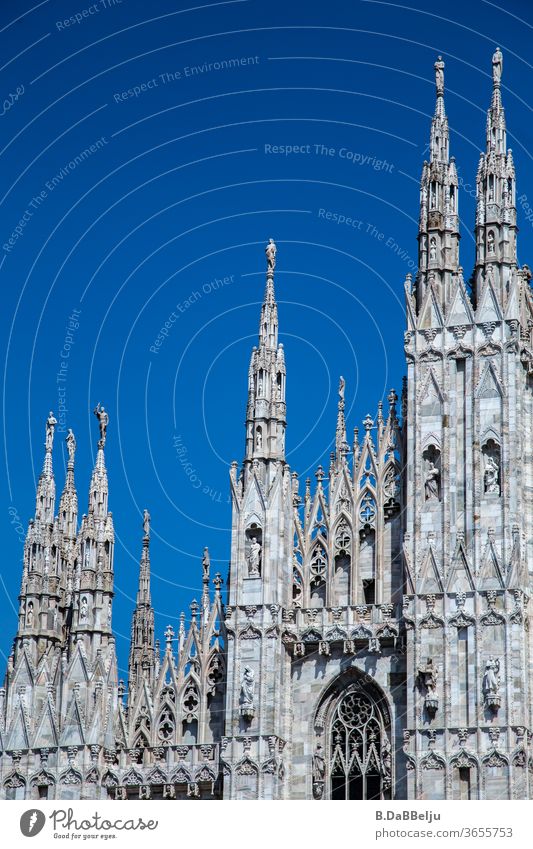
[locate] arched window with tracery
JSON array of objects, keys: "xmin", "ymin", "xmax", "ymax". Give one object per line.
[{"xmin": 329, "ymin": 687, "xmax": 390, "ymax": 800}]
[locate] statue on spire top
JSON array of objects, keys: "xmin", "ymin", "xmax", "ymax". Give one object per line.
[
  {"xmin": 492, "ymin": 47, "xmax": 503, "ymax": 86},
  {"xmin": 45, "ymin": 411, "xmax": 57, "ymax": 452},
  {"xmin": 266, "ymin": 238, "xmax": 277, "ymax": 273},
  {"xmin": 143, "ymin": 508, "xmax": 151, "ymax": 538},
  {"xmin": 66, "ymin": 428, "xmax": 76, "ymax": 462},
  {"xmin": 434, "ymin": 56, "xmax": 444, "ymax": 96},
  {"xmin": 93, "ymin": 402, "xmax": 109, "ymax": 448}
]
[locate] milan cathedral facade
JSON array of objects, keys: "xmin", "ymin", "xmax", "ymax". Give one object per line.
[{"xmin": 2, "ymin": 49, "xmax": 533, "ymax": 801}]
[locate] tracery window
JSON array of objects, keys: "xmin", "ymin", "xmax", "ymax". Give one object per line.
[{"xmin": 330, "ymin": 688, "xmax": 387, "ymax": 800}]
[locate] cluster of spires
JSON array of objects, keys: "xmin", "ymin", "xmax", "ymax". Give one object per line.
[{"xmin": 16, "ymin": 46, "xmax": 522, "ymax": 690}]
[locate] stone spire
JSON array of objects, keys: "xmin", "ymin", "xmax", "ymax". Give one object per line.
[
  {"xmin": 202, "ymin": 546, "xmax": 210, "ymax": 625},
  {"xmin": 128, "ymin": 510, "xmax": 155, "ymax": 699},
  {"xmin": 88, "ymin": 404, "xmax": 109, "ymax": 519},
  {"xmin": 35, "ymin": 411, "xmax": 57, "ymax": 524},
  {"xmin": 59, "ymin": 428, "xmax": 78, "ymax": 540},
  {"xmin": 415, "ymin": 56, "xmax": 460, "ymax": 317},
  {"xmin": 474, "ymin": 48, "xmax": 517, "ymax": 306},
  {"xmin": 335, "ymin": 376, "xmax": 349, "ymax": 465},
  {"xmin": 244, "ymin": 240, "xmax": 287, "ymax": 473},
  {"xmin": 73, "ymin": 405, "xmax": 114, "ymax": 645}
]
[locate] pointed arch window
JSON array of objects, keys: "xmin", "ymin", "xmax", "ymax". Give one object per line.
[{"xmin": 329, "ymin": 687, "xmax": 389, "ymax": 800}]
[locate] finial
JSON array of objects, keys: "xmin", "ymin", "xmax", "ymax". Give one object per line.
[
  {"xmin": 492, "ymin": 47, "xmax": 503, "ymax": 87},
  {"xmin": 315, "ymin": 465, "xmax": 324, "ymax": 483},
  {"xmin": 190, "ymin": 599, "xmax": 199, "ymax": 622},
  {"xmin": 363, "ymin": 413, "xmax": 374, "ymax": 431},
  {"xmin": 142, "ymin": 508, "xmax": 151, "ymax": 540},
  {"xmin": 45, "ymin": 411, "xmax": 57, "ymax": 453},
  {"xmin": 434, "ymin": 55, "xmax": 444, "ymax": 96},
  {"xmin": 164, "ymin": 624, "xmax": 174, "ymax": 647},
  {"xmin": 213, "ymin": 572, "xmax": 223, "ymax": 594},
  {"xmin": 265, "ymin": 238, "xmax": 277, "ymax": 275},
  {"xmin": 66, "ymin": 428, "xmax": 76, "ymax": 463}
]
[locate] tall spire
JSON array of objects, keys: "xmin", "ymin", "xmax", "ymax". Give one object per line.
[
  {"xmin": 88, "ymin": 403, "xmax": 109, "ymax": 518},
  {"xmin": 415, "ymin": 56, "xmax": 460, "ymax": 316},
  {"xmin": 474, "ymin": 48, "xmax": 517, "ymax": 306},
  {"xmin": 128, "ymin": 509, "xmax": 155, "ymax": 699},
  {"xmin": 259, "ymin": 238, "xmax": 278, "ymax": 348},
  {"xmin": 59, "ymin": 428, "xmax": 78, "ymax": 539},
  {"xmin": 202, "ymin": 546, "xmax": 210, "ymax": 625},
  {"xmin": 35, "ymin": 411, "xmax": 57, "ymax": 524},
  {"xmin": 244, "ymin": 240, "xmax": 286, "ymax": 472},
  {"xmin": 335, "ymin": 376, "xmax": 349, "ymax": 465}
]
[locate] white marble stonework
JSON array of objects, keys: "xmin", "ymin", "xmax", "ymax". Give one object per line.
[{"xmin": 1, "ymin": 50, "xmax": 532, "ymax": 801}]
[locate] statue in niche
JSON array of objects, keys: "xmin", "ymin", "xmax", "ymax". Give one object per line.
[
  {"xmin": 257, "ymin": 376, "xmax": 263, "ymax": 395},
  {"xmin": 484, "ymin": 454, "xmax": 500, "ymax": 494},
  {"xmin": 80, "ymin": 596, "xmax": 88, "ymax": 623},
  {"xmin": 429, "ymin": 237, "xmax": 437, "ymax": 262},
  {"xmin": 107, "ymin": 601, "xmax": 112, "ymax": 627},
  {"xmin": 487, "ymin": 230, "xmax": 495, "ymax": 253},
  {"xmin": 418, "ymin": 657, "xmax": 439, "ymax": 714},
  {"xmin": 482, "ymin": 656, "xmax": 501, "ymax": 709},
  {"xmin": 66, "ymin": 428, "xmax": 76, "ymax": 461},
  {"xmin": 26, "ymin": 602, "xmax": 34, "ymax": 628},
  {"xmin": 383, "ymin": 467, "xmax": 398, "ymax": 500},
  {"xmin": 265, "ymin": 238, "xmax": 276, "ymax": 272},
  {"xmin": 93, "ymin": 403, "xmax": 109, "ymax": 447},
  {"xmin": 424, "ymin": 460, "xmax": 440, "ymax": 501},
  {"xmin": 240, "ymin": 665, "xmax": 255, "ymax": 718},
  {"xmin": 45, "ymin": 411, "xmax": 57, "ymax": 451},
  {"xmin": 248, "ymin": 537, "xmax": 262, "ymax": 577},
  {"xmin": 256, "ymin": 429, "xmax": 263, "ymax": 450}
]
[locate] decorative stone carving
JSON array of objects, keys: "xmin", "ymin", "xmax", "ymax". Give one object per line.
[{"xmin": 312, "ymin": 744, "xmax": 325, "ymax": 799}]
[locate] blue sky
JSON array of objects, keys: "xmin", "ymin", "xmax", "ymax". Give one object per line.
[{"xmin": 1, "ymin": 0, "xmax": 532, "ymax": 678}]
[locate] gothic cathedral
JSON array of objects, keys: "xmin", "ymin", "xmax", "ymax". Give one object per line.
[{"xmin": 2, "ymin": 49, "xmax": 532, "ymax": 801}]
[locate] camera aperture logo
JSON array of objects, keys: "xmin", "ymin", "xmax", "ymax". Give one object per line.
[{"xmin": 20, "ymin": 809, "xmax": 46, "ymax": 837}]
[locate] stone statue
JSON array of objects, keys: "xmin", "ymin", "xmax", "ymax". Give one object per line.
[
  {"xmin": 492, "ymin": 47, "xmax": 503, "ymax": 86},
  {"xmin": 487, "ymin": 230, "xmax": 495, "ymax": 253},
  {"xmin": 248, "ymin": 537, "xmax": 261, "ymax": 576},
  {"xmin": 312, "ymin": 744, "xmax": 325, "ymax": 782},
  {"xmin": 424, "ymin": 461, "xmax": 440, "ymax": 501},
  {"xmin": 240, "ymin": 665, "xmax": 255, "ymax": 715},
  {"xmin": 80, "ymin": 596, "xmax": 88, "ymax": 623},
  {"xmin": 430, "ymin": 237, "xmax": 437, "ymax": 262},
  {"xmin": 484, "ymin": 455, "xmax": 500, "ymax": 494},
  {"xmin": 107, "ymin": 601, "xmax": 112, "ymax": 626},
  {"xmin": 265, "ymin": 238, "xmax": 276, "ymax": 272},
  {"xmin": 434, "ymin": 55, "xmax": 444, "ymax": 95},
  {"xmin": 339, "ymin": 375, "xmax": 345, "ymax": 401},
  {"xmin": 45, "ymin": 411, "xmax": 57, "ymax": 452},
  {"xmin": 66, "ymin": 428, "xmax": 76, "ymax": 462},
  {"xmin": 256, "ymin": 429, "xmax": 262, "ymax": 449},
  {"xmin": 93, "ymin": 403, "xmax": 109, "ymax": 447},
  {"xmin": 26, "ymin": 602, "xmax": 34, "ymax": 627},
  {"xmin": 202, "ymin": 546, "xmax": 210, "ymax": 580},
  {"xmin": 482, "ymin": 656, "xmax": 500, "ymax": 697},
  {"xmin": 143, "ymin": 509, "xmax": 151, "ymax": 538}
]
